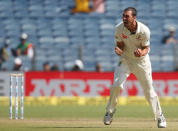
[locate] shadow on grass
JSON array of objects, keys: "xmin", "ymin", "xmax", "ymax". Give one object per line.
[{"xmin": 32, "ymin": 126, "xmax": 114, "ymax": 129}]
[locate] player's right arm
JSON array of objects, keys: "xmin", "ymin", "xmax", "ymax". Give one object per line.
[{"xmin": 114, "ymin": 24, "xmax": 124, "ymax": 56}]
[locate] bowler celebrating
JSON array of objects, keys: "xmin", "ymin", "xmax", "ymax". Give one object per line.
[{"xmin": 104, "ymin": 7, "xmax": 166, "ymax": 128}]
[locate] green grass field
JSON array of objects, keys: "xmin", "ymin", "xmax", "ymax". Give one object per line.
[{"xmin": 0, "ymin": 105, "xmax": 178, "ymax": 131}]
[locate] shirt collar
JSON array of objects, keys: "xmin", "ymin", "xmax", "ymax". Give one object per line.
[{"xmin": 136, "ymin": 21, "xmax": 140, "ymax": 34}]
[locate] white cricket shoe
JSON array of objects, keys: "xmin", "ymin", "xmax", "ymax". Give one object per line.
[
  {"xmin": 157, "ymin": 114, "xmax": 166, "ymax": 128},
  {"xmin": 104, "ymin": 112, "xmax": 114, "ymax": 125}
]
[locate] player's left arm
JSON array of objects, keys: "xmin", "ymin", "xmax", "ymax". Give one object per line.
[
  {"xmin": 134, "ymin": 26, "xmax": 150, "ymax": 57},
  {"xmin": 134, "ymin": 46, "xmax": 149, "ymax": 57}
]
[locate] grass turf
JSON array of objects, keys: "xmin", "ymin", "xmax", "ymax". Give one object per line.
[{"xmin": 0, "ymin": 105, "xmax": 178, "ymax": 131}]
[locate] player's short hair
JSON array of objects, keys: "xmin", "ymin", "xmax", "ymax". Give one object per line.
[{"xmin": 124, "ymin": 7, "xmax": 137, "ymax": 16}]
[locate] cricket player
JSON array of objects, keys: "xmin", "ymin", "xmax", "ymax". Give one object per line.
[{"xmin": 104, "ymin": 7, "xmax": 166, "ymax": 128}]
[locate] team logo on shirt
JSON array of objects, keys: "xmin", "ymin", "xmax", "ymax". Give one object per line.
[
  {"xmin": 122, "ymin": 34, "xmax": 127, "ymax": 39},
  {"xmin": 136, "ymin": 34, "xmax": 142, "ymax": 40}
]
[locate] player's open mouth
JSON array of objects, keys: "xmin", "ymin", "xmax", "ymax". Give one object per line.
[{"xmin": 123, "ymin": 21, "xmax": 128, "ymax": 24}]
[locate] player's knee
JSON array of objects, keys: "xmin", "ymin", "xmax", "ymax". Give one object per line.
[
  {"xmin": 112, "ymin": 83, "xmax": 123, "ymax": 89},
  {"xmin": 144, "ymin": 88, "xmax": 157, "ymax": 98}
]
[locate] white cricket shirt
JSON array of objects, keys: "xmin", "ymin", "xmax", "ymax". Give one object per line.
[{"xmin": 115, "ymin": 21, "xmax": 150, "ymax": 61}]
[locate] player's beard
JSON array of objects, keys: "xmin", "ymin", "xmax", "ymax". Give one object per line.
[
  {"xmin": 123, "ymin": 21, "xmax": 128, "ymax": 26},
  {"xmin": 123, "ymin": 21, "xmax": 130, "ymax": 28},
  {"xmin": 123, "ymin": 20, "xmax": 135, "ymax": 31}
]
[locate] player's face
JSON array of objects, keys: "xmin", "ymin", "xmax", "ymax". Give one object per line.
[{"xmin": 122, "ymin": 10, "xmax": 136, "ymax": 27}]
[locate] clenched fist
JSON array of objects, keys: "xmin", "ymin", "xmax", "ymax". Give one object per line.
[
  {"xmin": 115, "ymin": 47, "xmax": 123, "ymax": 56},
  {"xmin": 134, "ymin": 48, "xmax": 142, "ymax": 57}
]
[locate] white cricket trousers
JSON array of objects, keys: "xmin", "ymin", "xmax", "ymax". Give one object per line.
[{"xmin": 106, "ymin": 56, "xmax": 163, "ymax": 119}]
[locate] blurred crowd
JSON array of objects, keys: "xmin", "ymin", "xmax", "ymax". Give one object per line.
[
  {"xmin": 0, "ymin": 0, "xmax": 178, "ymax": 72},
  {"xmin": 0, "ymin": 33, "xmax": 34, "ymax": 71}
]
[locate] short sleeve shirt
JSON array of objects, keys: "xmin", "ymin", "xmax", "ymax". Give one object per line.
[{"xmin": 115, "ymin": 21, "xmax": 150, "ymax": 60}]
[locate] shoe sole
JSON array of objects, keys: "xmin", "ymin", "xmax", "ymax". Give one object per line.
[
  {"xmin": 104, "ymin": 120, "xmax": 112, "ymax": 125},
  {"xmin": 104, "ymin": 122, "xmax": 111, "ymax": 125},
  {"xmin": 158, "ymin": 126, "xmax": 166, "ymax": 128}
]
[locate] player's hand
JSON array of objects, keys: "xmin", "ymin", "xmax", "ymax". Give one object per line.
[
  {"xmin": 115, "ymin": 47, "xmax": 123, "ymax": 56},
  {"xmin": 134, "ymin": 48, "xmax": 142, "ymax": 57}
]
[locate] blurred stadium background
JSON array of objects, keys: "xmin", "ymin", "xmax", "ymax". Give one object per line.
[
  {"xmin": 0, "ymin": 0, "xmax": 178, "ymax": 130},
  {"xmin": 0, "ymin": 0, "xmax": 178, "ymax": 71}
]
